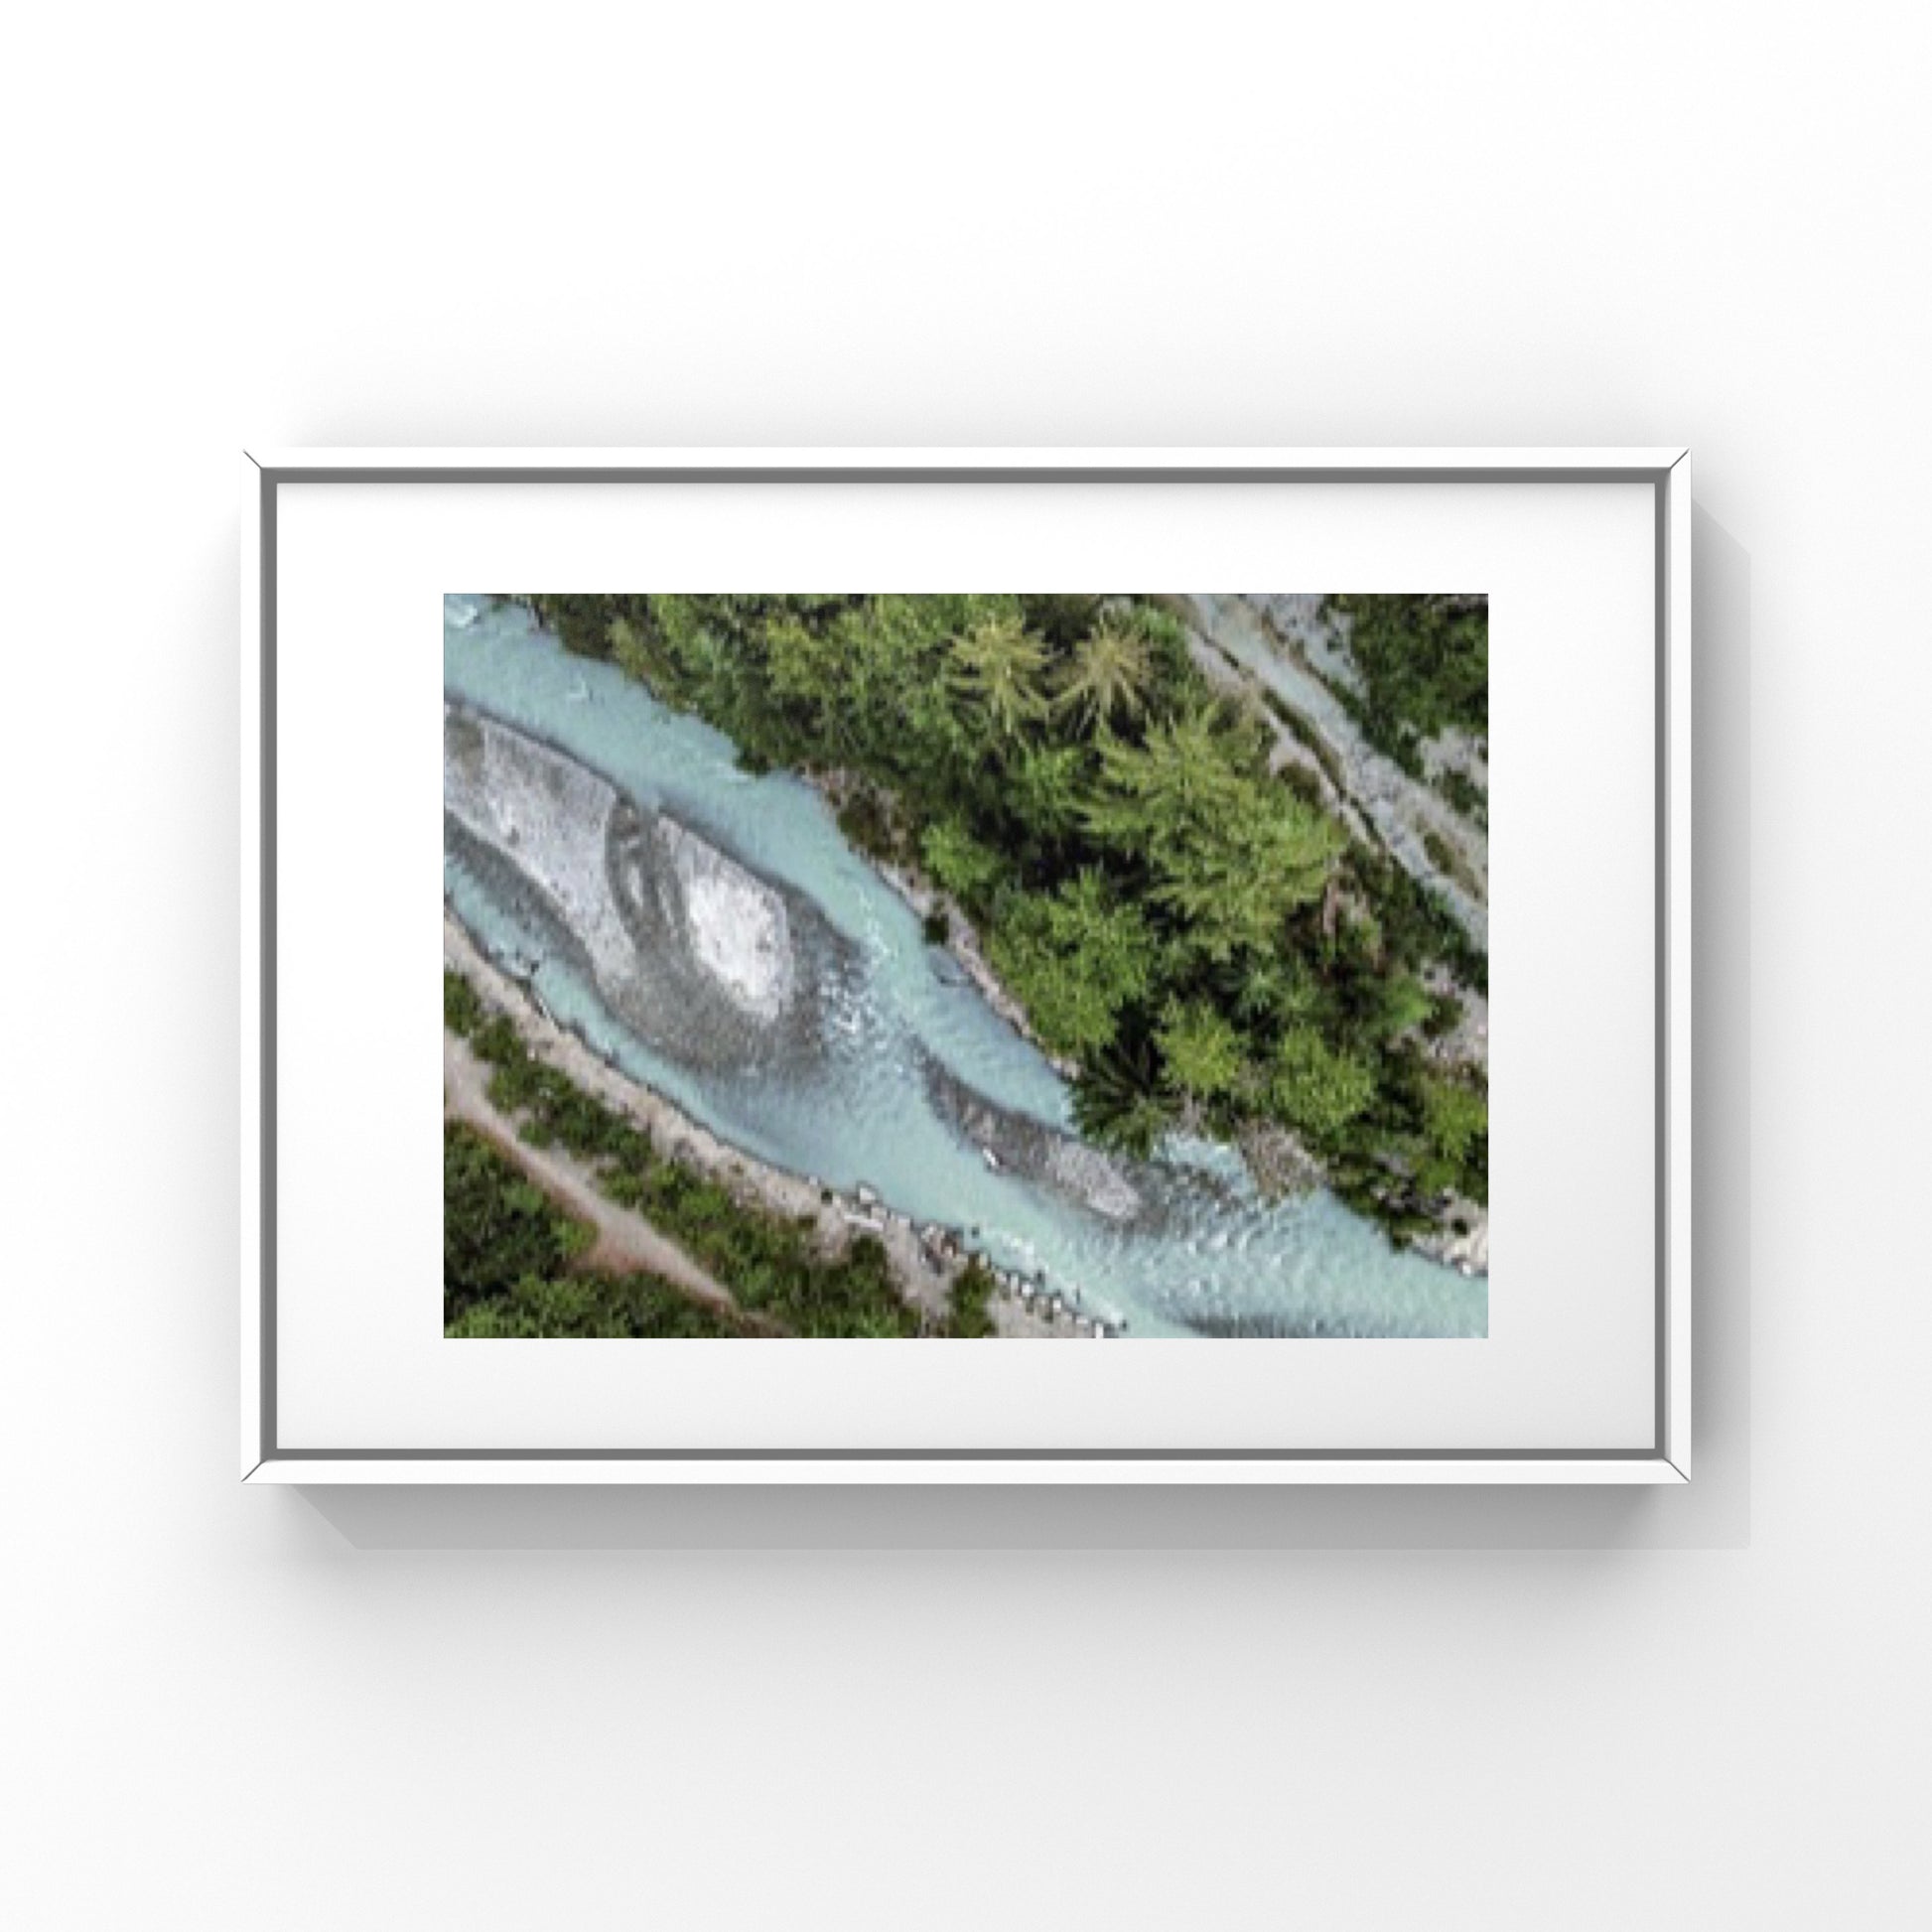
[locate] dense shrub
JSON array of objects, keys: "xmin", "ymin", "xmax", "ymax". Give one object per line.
[
  {"xmin": 443, "ymin": 1121, "xmax": 591, "ymax": 1320},
  {"xmin": 1328, "ymin": 595, "xmax": 1488, "ymax": 776}
]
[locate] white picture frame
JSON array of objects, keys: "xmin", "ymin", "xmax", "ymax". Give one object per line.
[{"xmin": 241, "ymin": 448, "xmax": 1691, "ymax": 1484}]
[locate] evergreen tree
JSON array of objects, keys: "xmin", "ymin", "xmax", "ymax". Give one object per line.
[
  {"xmin": 946, "ymin": 611, "xmax": 1051, "ymax": 741},
  {"xmin": 1053, "ymin": 611, "xmax": 1156, "ymax": 731}
]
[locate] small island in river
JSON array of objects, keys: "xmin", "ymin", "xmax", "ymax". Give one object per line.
[{"xmin": 443, "ymin": 593, "xmax": 1488, "ymax": 1339}]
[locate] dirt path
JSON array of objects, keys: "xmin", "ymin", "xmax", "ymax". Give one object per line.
[{"xmin": 443, "ymin": 1029, "xmax": 752, "ymax": 1320}]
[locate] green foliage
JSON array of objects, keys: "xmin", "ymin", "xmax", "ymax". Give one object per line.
[
  {"xmin": 987, "ymin": 872, "xmax": 1153, "ymax": 1058},
  {"xmin": 1006, "ymin": 743, "xmax": 1088, "ymax": 847},
  {"xmin": 443, "ymin": 971, "xmax": 485, "ymax": 1036},
  {"xmin": 835, "ymin": 784, "xmax": 907, "ymax": 868},
  {"xmin": 1053, "ymin": 610, "xmax": 1157, "ymax": 730},
  {"xmin": 443, "ymin": 1121, "xmax": 592, "ymax": 1321},
  {"xmin": 1071, "ymin": 1039, "xmax": 1175, "ymax": 1159},
  {"xmin": 1079, "ymin": 707, "xmax": 1250, "ymax": 852},
  {"xmin": 1438, "ymin": 765, "xmax": 1487, "ymax": 828},
  {"xmin": 448, "ymin": 1270, "xmax": 754, "ymax": 1339},
  {"xmin": 948, "ymin": 1259, "xmax": 1000, "ymax": 1339},
  {"xmin": 1424, "ymin": 1076, "xmax": 1486, "ymax": 1163},
  {"xmin": 607, "ymin": 613, "xmax": 659, "ymax": 687},
  {"xmin": 525, "ymin": 594, "xmax": 623, "ymax": 660},
  {"xmin": 1085, "ymin": 710, "xmax": 1340, "ymax": 963},
  {"xmin": 1348, "ymin": 849, "xmax": 1487, "ymax": 998},
  {"xmin": 1269, "ymin": 1029, "xmax": 1376, "ymax": 1146},
  {"xmin": 1372, "ymin": 972, "xmax": 1437, "ymax": 1042},
  {"xmin": 1157, "ymin": 999, "xmax": 1243, "ymax": 1100},
  {"xmin": 1419, "ymin": 1076, "xmax": 1488, "ymax": 1201},
  {"xmin": 1330, "ymin": 595, "xmax": 1488, "ymax": 776},
  {"xmin": 1018, "ymin": 594, "xmax": 1104, "ymax": 647},
  {"xmin": 1233, "ymin": 956, "xmax": 1322, "ymax": 1028},
  {"xmin": 946, "ymin": 610, "xmax": 1052, "ymax": 740},
  {"xmin": 920, "ymin": 818, "xmax": 1006, "ymax": 909}
]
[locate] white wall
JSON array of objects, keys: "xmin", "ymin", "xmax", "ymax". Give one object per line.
[{"xmin": 3, "ymin": 3, "xmax": 1925, "ymax": 1927}]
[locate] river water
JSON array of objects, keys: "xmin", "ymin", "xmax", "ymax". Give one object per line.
[{"xmin": 443, "ymin": 596, "xmax": 1486, "ymax": 1338}]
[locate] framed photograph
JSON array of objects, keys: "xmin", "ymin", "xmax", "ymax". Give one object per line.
[{"xmin": 240, "ymin": 448, "xmax": 1691, "ymax": 1483}]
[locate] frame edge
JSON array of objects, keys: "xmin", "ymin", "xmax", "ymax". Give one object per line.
[
  {"xmin": 248, "ymin": 446, "xmax": 1694, "ymax": 482},
  {"xmin": 247, "ymin": 449, "xmax": 1688, "ymax": 1485},
  {"xmin": 240, "ymin": 452, "xmax": 264, "ymax": 1480},
  {"xmin": 243, "ymin": 1456, "xmax": 1691, "ymax": 1486},
  {"xmin": 1664, "ymin": 451, "xmax": 1695, "ymax": 1478}
]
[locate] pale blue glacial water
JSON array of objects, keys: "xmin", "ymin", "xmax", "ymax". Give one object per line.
[{"xmin": 443, "ymin": 596, "xmax": 1486, "ymax": 1338}]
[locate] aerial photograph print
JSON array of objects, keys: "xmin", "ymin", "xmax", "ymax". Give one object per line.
[{"xmin": 443, "ymin": 593, "xmax": 1488, "ymax": 1339}]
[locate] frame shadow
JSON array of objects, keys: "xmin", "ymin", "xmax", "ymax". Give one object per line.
[{"xmin": 299, "ymin": 514, "xmax": 1750, "ymax": 1550}]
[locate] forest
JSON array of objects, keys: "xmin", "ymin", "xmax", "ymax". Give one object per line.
[
  {"xmin": 521, "ymin": 593, "xmax": 1486, "ymax": 1244},
  {"xmin": 444, "ymin": 1119, "xmax": 750, "ymax": 1337}
]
